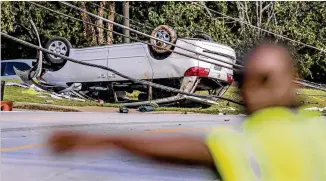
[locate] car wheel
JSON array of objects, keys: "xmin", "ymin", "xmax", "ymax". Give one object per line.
[
  {"xmin": 44, "ymin": 36, "xmax": 72, "ymax": 65},
  {"xmin": 150, "ymin": 25, "xmax": 177, "ymax": 54},
  {"xmin": 193, "ymin": 34, "xmax": 214, "ymax": 42}
]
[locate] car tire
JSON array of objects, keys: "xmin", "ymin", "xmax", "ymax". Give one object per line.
[
  {"xmin": 44, "ymin": 36, "xmax": 72, "ymax": 65},
  {"xmin": 150, "ymin": 25, "xmax": 177, "ymax": 54},
  {"xmin": 193, "ymin": 34, "xmax": 214, "ymax": 42}
]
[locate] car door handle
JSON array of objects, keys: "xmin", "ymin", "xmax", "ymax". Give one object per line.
[
  {"xmin": 108, "ymin": 74, "xmax": 116, "ymax": 78},
  {"xmin": 98, "ymin": 74, "xmax": 106, "ymax": 78}
]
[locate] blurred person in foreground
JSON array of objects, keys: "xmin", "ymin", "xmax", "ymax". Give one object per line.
[{"xmin": 48, "ymin": 42, "xmax": 326, "ymax": 181}]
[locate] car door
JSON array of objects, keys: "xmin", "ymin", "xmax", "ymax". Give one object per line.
[
  {"xmin": 63, "ymin": 47, "xmax": 109, "ymax": 83},
  {"xmin": 107, "ymin": 43, "xmax": 153, "ymax": 81}
]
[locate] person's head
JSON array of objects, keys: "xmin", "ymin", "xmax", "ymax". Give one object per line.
[{"xmin": 239, "ymin": 41, "xmax": 297, "ymax": 114}]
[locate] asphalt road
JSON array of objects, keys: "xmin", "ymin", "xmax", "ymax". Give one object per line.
[{"xmin": 0, "ymin": 111, "xmax": 245, "ymax": 181}]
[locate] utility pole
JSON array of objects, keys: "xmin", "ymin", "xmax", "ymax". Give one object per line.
[{"xmin": 122, "ymin": 1, "xmax": 130, "ymax": 43}]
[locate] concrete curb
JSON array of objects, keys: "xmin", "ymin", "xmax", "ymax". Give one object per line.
[{"xmin": 13, "ymin": 102, "xmax": 82, "ymax": 112}]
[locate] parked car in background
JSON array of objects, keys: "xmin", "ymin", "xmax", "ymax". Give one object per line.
[{"xmin": 1, "ymin": 59, "xmax": 36, "ymax": 79}]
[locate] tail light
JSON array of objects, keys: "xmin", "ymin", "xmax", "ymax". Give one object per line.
[
  {"xmin": 184, "ymin": 67, "xmax": 210, "ymax": 77},
  {"xmin": 227, "ymin": 73, "xmax": 234, "ymax": 83}
]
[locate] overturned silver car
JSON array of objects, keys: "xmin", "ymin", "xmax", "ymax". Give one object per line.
[{"xmin": 15, "ymin": 24, "xmax": 237, "ymax": 107}]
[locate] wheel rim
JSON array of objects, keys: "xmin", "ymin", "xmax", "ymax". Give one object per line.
[
  {"xmin": 48, "ymin": 41, "xmax": 68, "ymax": 60},
  {"xmin": 153, "ymin": 29, "xmax": 171, "ymax": 48}
]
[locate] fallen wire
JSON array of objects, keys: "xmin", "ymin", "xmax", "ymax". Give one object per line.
[
  {"xmin": 1, "ymin": 32, "xmax": 244, "ymax": 106},
  {"xmin": 89, "ymin": 2, "xmax": 154, "ymax": 30},
  {"xmin": 28, "ymin": 1, "xmax": 242, "ymax": 72}
]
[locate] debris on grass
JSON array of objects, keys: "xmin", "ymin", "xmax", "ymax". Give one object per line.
[
  {"xmin": 4, "ymin": 80, "xmax": 326, "ymax": 114},
  {"xmin": 6, "ymin": 81, "xmax": 86, "ymax": 102},
  {"xmin": 22, "ymin": 88, "xmax": 39, "ymax": 95},
  {"xmin": 304, "ymin": 107, "xmax": 326, "ymax": 112},
  {"xmin": 119, "ymin": 107, "xmax": 129, "ymax": 113},
  {"xmin": 138, "ymin": 104, "xmax": 156, "ymax": 112},
  {"xmin": 46, "ymin": 100, "xmax": 54, "ymax": 103},
  {"xmin": 220, "ymin": 107, "xmax": 236, "ymax": 112}
]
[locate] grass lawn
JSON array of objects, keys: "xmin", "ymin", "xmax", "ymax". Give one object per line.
[
  {"xmin": 2, "ymin": 79, "xmax": 120, "ymax": 108},
  {"xmin": 2, "ymin": 78, "xmax": 326, "ymax": 114}
]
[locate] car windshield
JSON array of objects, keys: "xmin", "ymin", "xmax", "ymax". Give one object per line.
[{"xmin": 2, "ymin": 62, "xmax": 31, "ymax": 76}]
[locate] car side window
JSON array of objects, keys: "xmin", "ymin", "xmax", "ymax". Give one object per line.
[
  {"xmin": 1, "ymin": 62, "xmax": 6, "ymax": 76},
  {"xmin": 4, "ymin": 62, "xmax": 31, "ymax": 76}
]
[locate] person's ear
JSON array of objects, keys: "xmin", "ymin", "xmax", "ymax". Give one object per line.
[{"xmin": 261, "ymin": 74, "xmax": 269, "ymax": 85}]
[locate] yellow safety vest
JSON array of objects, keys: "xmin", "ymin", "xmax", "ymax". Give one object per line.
[{"xmin": 206, "ymin": 106, "xmax": 326, "ymax": 181}]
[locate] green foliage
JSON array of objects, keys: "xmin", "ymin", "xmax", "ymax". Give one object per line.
[{"xmin": 1, "ymin": 1, "xmax": 325, "ymax": 82}]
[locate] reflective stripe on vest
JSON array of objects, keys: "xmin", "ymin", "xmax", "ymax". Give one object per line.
[{"xmin": 206, "ymin": 107, "xmax": 326, "ymax": 181}]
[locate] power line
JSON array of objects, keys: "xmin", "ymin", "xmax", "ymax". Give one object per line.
[
  {"xmin": 89, "ymin": 2, "xmax": 154, "ymax": 31},
  {"xmin": 193, "ymin": 2, "xmax": 326, "ymax": 53},
  {"xmin": 81, "ymin": 2, "xmax": 140, "ymax": 30}
]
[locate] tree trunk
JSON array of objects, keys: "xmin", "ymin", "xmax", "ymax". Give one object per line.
[
  {"xmin": 96, "ymin": 1, "xmax": 105, "ymax": 45},
  {"xmin": 106, "ymin": 1, "xmax": 115, "ymax": 45},
  {"xmin": 80, "ymin": 2, "xmax": 96, "ymax": 45}
]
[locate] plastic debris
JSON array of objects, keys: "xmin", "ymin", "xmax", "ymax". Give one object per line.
[
  {"xmin": 7, "ymin": 81, "xmax": 86, "ymax": 102},
  {"xmin": 119, "ymin": 107, "xmax": 129, "ymax": 113},
  {"xmin": 50, "ymin": 94, "xmax": 63, "ymax": 100},
  {"xmin": 138, "ymin": 104, "xmax": 155, "ymax": 112},
  {"xmin": 46, "ymin": 100, "xmax": 54, "ymax": 103},
  {"xmin": 22, "ymin": 88, "xmax": 39, "ymax": 95},
  {"xmin": 220, "ymin": 107, "xmax": 236, "ymax": 111},
  {"xmin": 30, "ymin": 84, "xmax": 44, "ymax": 92},
  {"xmin": 304, "ymin": 107, "xmax": 326, "ymax": 112},
  {"xmin": 5, "ymin": 82, "xmax": 29, "ymax": 88}
]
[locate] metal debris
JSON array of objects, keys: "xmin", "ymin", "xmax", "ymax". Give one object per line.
[
  {"xmin": 6, "ymin": 81, "xmax": 86, "ymax": 102},
  {"xmin": 304, "ymin": 107, "xmax": 326, "ymax": 112}
]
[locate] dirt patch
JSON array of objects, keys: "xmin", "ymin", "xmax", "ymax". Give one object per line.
[{"xmin": 13, "ymin": 102, "xmax": 81, "ymax": 112}]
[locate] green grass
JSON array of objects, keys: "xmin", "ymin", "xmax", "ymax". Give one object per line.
[
  {"xmin": 2, "ymin": 79, "xmax": 119, "ymax": 108},
  {"xmin": 2, "ymin": 79, "xmax": 326, "ymax": 114}
]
